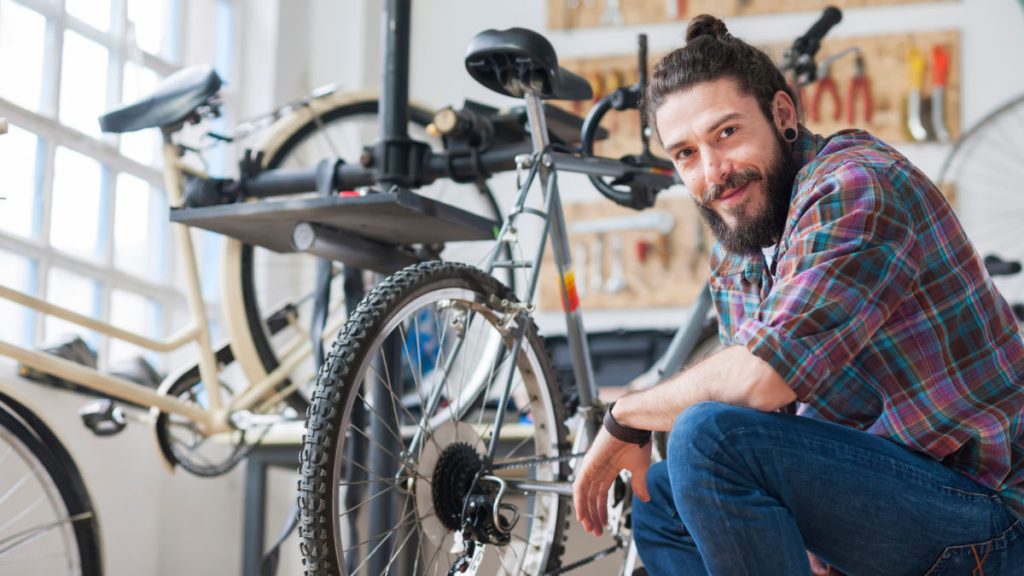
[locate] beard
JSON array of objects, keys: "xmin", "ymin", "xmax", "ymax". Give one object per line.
[{"xmin": 695, "ymin": 132, "xmax": 797, "ymax": 256}]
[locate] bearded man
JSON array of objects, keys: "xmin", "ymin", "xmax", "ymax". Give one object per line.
[{"xmin": 572, "ymin": 15, "xmax": 1024, "ymax": 576}]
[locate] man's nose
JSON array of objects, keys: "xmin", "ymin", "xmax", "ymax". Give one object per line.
[{"xmin": 702, "ymin": 150, "xmax": 731, "ymax": 188}]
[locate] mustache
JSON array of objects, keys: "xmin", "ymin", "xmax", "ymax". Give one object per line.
[{"xmin": 700, "ymin": 168, "xmax": 764, "ymax": 206}]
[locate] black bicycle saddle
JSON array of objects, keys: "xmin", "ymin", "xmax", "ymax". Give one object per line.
[
  {"xmin": 465, "ymin": 28, "xmax": 592, "ymax": 101},
  {"xmin": 99, "ymin": 65, "xmax": 222, "ymax": 133}
]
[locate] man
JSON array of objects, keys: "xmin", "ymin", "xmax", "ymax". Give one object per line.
[{"xmin": 572, "ymin": 15, "xmax": 1024, "ymax": 575}]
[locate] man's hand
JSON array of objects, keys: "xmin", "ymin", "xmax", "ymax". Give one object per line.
[{"xmin": 572, "ymin": 426, "xmax": 652, "ymax": 536}]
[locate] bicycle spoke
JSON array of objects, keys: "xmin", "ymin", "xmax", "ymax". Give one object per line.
[
  {"xmin": 364, "ymin": 363, "xmax": 445, "ymax": 456},
  {"xmin": 0, "ymin": 494, "xmax": 43, "ymax": 536},
  {"xmin": 0, "ymin": 512, "xmax": 93, "ymax": 557},
  {"xmin": 431, "ymin": 300, "xmax": 461, "ymax": 428},
  {"xmin": 0, "ymin": 474, "xmax": 30, "ymax": 509}
]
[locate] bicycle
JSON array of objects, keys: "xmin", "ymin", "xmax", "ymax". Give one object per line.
[
  {"xmin": 0, "ymin": 46, "xmax": 505, "ymax": 576},
  {"xmin": 296, "ymin": 5, "xmax": 843, "ymax": 576}
]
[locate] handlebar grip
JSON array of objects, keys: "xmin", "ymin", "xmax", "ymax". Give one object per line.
[
  {"xmin": 800, "ymin": 6, "xmax": 842, "ymax": 47},
  {"xmin": 984, "ymin": 255, "xmax": 1022, "ymax": 277}
]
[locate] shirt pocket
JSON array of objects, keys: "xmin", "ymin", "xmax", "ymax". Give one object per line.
[{"xmin": 710, "ymin": 260, "xmax": 765, "ymax": 344}]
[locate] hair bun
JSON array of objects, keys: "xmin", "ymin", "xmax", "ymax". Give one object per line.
[{"xmin": 685, "ymin": 15, "xmax": 730, "ymax": 43}]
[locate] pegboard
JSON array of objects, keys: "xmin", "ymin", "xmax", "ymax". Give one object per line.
[
  {"xmin": 558, "ymin": 28, "xmax": 960, "ymax": 155},
  {"xmin": 537, "ymin": 195, "xmax": 713, "ymax": 311},
  {"xmin": 766, "ymin": 30, "xmax": 960, "ymax": 144},
  {"xmin": 549, "ymin": 0, "xmax": 952, "ymax": 30}
]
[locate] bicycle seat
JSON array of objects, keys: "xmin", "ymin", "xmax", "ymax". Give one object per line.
[
  {"xmin": 465, "ymin": 28, "xmax": 592, "ymax": 101},
  {"xmin": 99, "ymin": 65, "xmax": 222, "ymax": 133}
]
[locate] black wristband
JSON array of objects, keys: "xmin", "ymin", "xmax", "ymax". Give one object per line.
[{"xmin": 603, "ymin": 401, "xmax": 652, "ymax": 447}]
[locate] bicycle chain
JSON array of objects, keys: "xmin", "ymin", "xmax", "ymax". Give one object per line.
[{"xmin": 490, "ymin": 452, "xmax": 587, "ymax": 471}]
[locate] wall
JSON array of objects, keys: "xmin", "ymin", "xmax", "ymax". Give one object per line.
[{"xmin": 400, "ymin": 0, "xmax": 1024, "ymax": 331}]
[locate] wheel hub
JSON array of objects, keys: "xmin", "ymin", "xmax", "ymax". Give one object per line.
[{"xmin": 431, "ymin": 442, "xmax": 483, "ymax": 531}]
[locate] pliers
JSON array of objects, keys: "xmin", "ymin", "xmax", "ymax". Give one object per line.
[
  {"xmin": 810, "ymin": 58, "xmax": 841, "ymax": 123},
  {"xmin": 847, "ymin": 52, "xmax": 872, "ymax": 124}
]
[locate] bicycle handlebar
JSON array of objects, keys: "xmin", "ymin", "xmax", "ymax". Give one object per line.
[{"xmin": 794, "ymin": 6, "xmax": 842, "ymax": 58}]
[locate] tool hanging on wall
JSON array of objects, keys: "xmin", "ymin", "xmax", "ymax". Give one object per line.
[
  {"xmin": 665, "ymin": 0, "xmax": 686, "ymax": 20},
  {"xmin": 590, "ymin": 235, "xmax": 604, "ymax": 293},
  {"xmin": 846, "ymin": 52, "xmax": 872, "ymax": 124},
  {"xmin": 601, "ymin": 0, "xmax": 624, "ymax": 26},
  {"xmin": 906, "ymin": 46, "xmax": 930, "ymax": 141},
  {"xmin": 576, "ymin": 242, "xmax": 588, "ymax": 299},
  {"xmin": 810, "ymin": 47, "xmax": 859, "ymax": 123},
  {"xmin": 605, "ymin": 236, "xmax": 628, "ymax": 294},
  {"xmin": 931, "ymin": 44, "xmax": 950, "ymax": 142}
]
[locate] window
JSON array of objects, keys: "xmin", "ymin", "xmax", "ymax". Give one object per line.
[{"xmin": 0, "ymin": 0, "xmax": 236, "ymax": 370}]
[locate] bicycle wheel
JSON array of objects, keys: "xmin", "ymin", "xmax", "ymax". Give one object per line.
[
  {"xmin": 299, "ymin": 261, "xmax": 569, "ymax": 576},
  {"xmin": 0, "ymin": 393, "xmax": 102, "ymax": 575},
  {"xmin": 230, "ymin": 95, "xmax": 506, "ymax": 406},
  {"xmin": 937, "ymin": 93, "xmax": 1024, "ymax": 301}
]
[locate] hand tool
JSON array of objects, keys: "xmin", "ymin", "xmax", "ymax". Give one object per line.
[
  {"xmin": 811, "ymin": 62, "xmax": 840, "ymax": 123},
  {"xmin": 604, "ymin": 236, "xmax": 627, "ymax": 294},
  {"xmin": 847, "ymin": 52, "xmax": 872, "ymax": 124},
  {"xmin": 590, "ymin": 235, "xmax": 604, "ymax": 293},
  {"xmin": 576, "ymin": 242, "xmax": 588, "ymax": 298},
  {"xmin": 665, "ymin": 0, "xmax": 686, "ymax": 20},
  {"xmin": 907, "ymin": 46, "xmax": 930, "ymax": 141},
  {"xmin": 931, "ymin": 44, "xmax": 951, "ymax": 142},
  {"xmin": 601, "ymin": 0, "xmax": 623, "ymax": 26}
]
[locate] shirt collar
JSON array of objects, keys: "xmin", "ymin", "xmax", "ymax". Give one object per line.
[{"xmin": 790, "ymin": 124, "xmax": 825, "ymax": 175}]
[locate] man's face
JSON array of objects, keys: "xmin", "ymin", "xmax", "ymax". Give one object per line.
[{"xmin": 656, "ymin": 78, "xmax": 796, "ymax": 255}]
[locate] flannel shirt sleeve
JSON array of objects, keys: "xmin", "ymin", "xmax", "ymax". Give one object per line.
[{"xmin": 733, "ymin": 162, "xmax": 921, "ymax": 400}]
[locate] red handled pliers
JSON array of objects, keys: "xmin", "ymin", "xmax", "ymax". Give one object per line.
[
  {"xmin": 810, "ymin": 60, "xmax": 841, "ymax": 123},
  {"xmin": 847, "ymin": 53, "xmax": 872, "ymax": 124}
]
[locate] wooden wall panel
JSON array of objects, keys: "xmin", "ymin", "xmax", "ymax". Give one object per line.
[{"xmin": 549, "ymin": 0, "xmax": 954, "ymax": 30}]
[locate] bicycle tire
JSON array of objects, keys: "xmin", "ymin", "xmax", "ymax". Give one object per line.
[
  {"xmin": 234, "ymin": 96, "xmax": 507, "ymax": 408},
  {"xmin": 299, "ymin": 261, "xmax": 569, "ymax": 576},
  {"xmin": 936, "ymin": 93, "xmax": 1024, "ymax": 301},
  {"xmin": 652, "ymin": 321, "xmax": 720, "ymax": 459},
  {"xmin": 0, "ymin": 392, "xmax": 103, "ymax": 575}
]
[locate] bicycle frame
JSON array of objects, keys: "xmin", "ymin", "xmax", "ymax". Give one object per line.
[
  {"xmin": 0, "ymin": 134, "xmax": 341, "ymax": 435},
  {"xmin": 447, "ymin": 91, "xmax": 714, "ymax": 498}
]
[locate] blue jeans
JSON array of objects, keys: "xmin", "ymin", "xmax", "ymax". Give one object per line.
[{"xmin": 632, "ymin": 402, "xmax": 1024, "ymax": 575}]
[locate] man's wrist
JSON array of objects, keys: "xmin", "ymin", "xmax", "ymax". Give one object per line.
[{"xmin": 603, "ymin": 400, "xmax": 651, "ymax": 447}]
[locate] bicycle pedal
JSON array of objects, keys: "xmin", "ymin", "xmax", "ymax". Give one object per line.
[{"xmin": 79, "ymin": 399, "xmax": 127, "ymax": 437}]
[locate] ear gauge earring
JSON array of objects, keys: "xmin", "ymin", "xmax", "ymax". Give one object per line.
[{"xmin": 784, "ymin": 127, "xmax": 797, "ymax": 142}]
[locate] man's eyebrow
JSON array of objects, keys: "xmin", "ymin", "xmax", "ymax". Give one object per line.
[{"xmin": 663, "ymin": 112, "xmax": 744, "ymax": 156}]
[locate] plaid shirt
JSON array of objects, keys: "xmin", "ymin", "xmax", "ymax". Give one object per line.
[{"xmin": 710, "ymin": 127, "xmax": 1024, "ymax": 518}]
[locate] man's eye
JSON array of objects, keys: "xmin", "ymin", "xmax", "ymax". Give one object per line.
[
  {"xmin": 720, "ymin": 126, "xmax": 737, "ymax": 138},
  {"xmin": 678, "ymin": 148, "xmax": 694, "ymax": 160}
]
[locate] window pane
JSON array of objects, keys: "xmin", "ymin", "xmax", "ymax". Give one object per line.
[
  {"xmin": 60, "ymin": 30, "xmax": 109, "ymax": 136},
  {"xmin": 66, "ymin": 0, "xmax": 111, "ymax": 32},
  {"xmin": 51, "ymin": 147, "xmax": 103, "ymax": 260},
  {"xmin": 108, "ymin": 288, "xmax": 161, "ymax": 370},
  {"xmin": 0, "ymin": 249, "xmax": 35, "ymax": 348},
  {"xmin": 0, "ymin": 0, "xmax": 47, "ymax": 112},
  {"xmin": 44, "ymin": 267, "xmax": 99, "ymax": 348},
  {"xmin": 128, "ymin": 0, "xmax": 177, "ymax": 61},
  {"xmin": 214, "ymin": 0, "xmax": 234, "ymax": 83},
  {"xmin": 0, "ymin": 124, "xmax": 40, "ymax": 238},
  {"xmin": 119, "ymin": 63, "xmax": 162, "ymax": 167},
  {"xmin": 115, "ymin": 173, "xmax": 166, "ymax": 281}
]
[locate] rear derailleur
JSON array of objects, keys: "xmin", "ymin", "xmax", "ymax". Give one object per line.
[{"xmin": 447, "ymin": 475, "xmax": 519, "ymax": 575}]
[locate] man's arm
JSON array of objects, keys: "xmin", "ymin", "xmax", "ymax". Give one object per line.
[
  {"xmin": 572, "ymin": 345, "xmax": 794, "ymax": 536},
  {"xmin": 612, "ymin": 345, "xmax": 796, "ymax": 432}
]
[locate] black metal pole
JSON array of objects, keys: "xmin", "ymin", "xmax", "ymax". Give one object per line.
[
  {"xmin": 379, "ymin": 0, "xmax": 413, "ymax": 186},
  {"xmin": 382, "ymin": 0, "xmax": 410, "ymax": 141}
]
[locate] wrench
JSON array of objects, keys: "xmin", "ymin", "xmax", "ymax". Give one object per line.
[
  {"xmin": 601, "ymin": 0, "xmax": 623, "ymax": 26},
  {"xmin": 604, "ymin": 236, "xmax": 627, "ymax": 294}
]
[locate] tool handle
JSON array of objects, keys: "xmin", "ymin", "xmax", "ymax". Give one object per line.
[
  {"xmin": 932, "ymin": 45, "xmax": 949, "ymax": 88},
  {"xmin": 799, "ymin": 6, "xmax": 843, "ymax": 52},
  {"xmin": 908, "ymin": 47, "xmax": 926, "ymax": 90}
]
